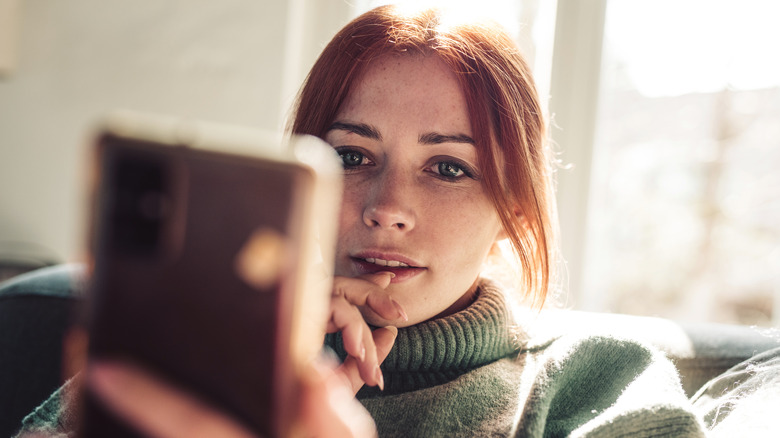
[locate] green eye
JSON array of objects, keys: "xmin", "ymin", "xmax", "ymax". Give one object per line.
[
  {"xmin": 339, "ymin": 150, "xmax": 365, "ymax": 167},
  {"xmin": 437, "ymin": 162, "xmax": 465, "ymax": 178}
]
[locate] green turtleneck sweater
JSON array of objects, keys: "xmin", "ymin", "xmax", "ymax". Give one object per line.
[
  {"xmin": 325, "ymin": 280, "xmax": 706, "ymax": 437},
  {"xmin": 16, "ymin": 280, "xmax": 708, "ymax": 437}
]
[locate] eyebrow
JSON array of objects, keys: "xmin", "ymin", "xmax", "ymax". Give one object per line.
[
  {"xmin": 328, "ymin": 121, "xmax": 475, "ymax": 146},
  {"xmin": 418, "ymin": 132, "xmax": 475, "ymax": 146},
  {"xmin": 328, "ymin": 122, "xmax": 382, "ymax": 141}
]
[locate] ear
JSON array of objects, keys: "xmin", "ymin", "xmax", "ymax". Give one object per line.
[
  {"xmin": 493, "ymin": 205, "xmax": 523, "ymax": 243},
  {"xmin": 494, "ymin": 226, "xmax": 508, "ymax": 242}
]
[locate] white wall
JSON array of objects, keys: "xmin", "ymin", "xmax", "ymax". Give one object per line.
[
  {"xmin": 0, "ymin": 0, "xmax": 352, "ymax": 263},
  {"xmin": 547, "ymin": 0, "xmax": 606, "ymax": 309}
]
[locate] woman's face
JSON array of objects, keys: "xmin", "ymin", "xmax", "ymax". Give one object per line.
[{"xmin": 325, "ymin": 54, "xmax": 504, "ymax": 327}]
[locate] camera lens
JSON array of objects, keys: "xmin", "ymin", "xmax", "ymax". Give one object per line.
[{"xmin": 108, "ymin": 150, "xmax": 168, "ymax": 258}]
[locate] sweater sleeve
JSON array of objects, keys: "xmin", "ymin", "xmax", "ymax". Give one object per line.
[
  {"xmin": 14, "ymin": 376, "xmax": 81, "ymax": 438},
  {"xmin": 516, "ymin": 335, "xmax": 706, "ymax": 437}
]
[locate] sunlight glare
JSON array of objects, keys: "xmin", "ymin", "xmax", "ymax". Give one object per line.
[
  {"xmin": 606, "ymin": 0, "xmax": 780, "ymax": 97},
  {"xmin": 361, "ymin": 0, "xmax": 520, "ymax": 38}
]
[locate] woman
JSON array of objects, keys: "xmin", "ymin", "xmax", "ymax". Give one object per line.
[
  {"xmin": 289, "ymin": 4, "xmax": 556, "ymax": 399},
  {"xmin": 17, "ymin": 5, "xmax": 710, "ymax": 437},
  {"xmin": 288, "ymin": 6, "xmax": 703, "ymax": 436}
]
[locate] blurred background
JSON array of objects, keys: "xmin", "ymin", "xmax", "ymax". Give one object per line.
[{"xmin": 1, "ymin": 0, "xmax": 778, "ymax": 326}]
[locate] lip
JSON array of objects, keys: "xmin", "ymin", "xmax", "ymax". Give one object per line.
[{"xmin": 350, "ymin": 251, "xmax": 426, "ymax": 283}]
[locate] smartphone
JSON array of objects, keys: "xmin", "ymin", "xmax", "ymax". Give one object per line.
[{"xmin": 78, "ymin": 112, "xmax": 341, "ymax": 437}]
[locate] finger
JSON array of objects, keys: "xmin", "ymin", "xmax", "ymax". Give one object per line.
[
  {"xmin": 328, "ymin": 296, "xmax": 367, "ymax": 358},
  {"xmin": 358, "ymin": 271, "xmax": 395, "ymax": 288},
  {"xmin": 339, "ymin": 326, "xmax": 398, "ymax": 394},
  {"xmin": 355, "ymin": 321, "xmax": 380, "ymax": 387},
  {"xmin": 332, "ymin": 275, "xmax": 408, "ymax": 322},
  {"xmin": 328, "ymin": 297, "xmax": 380, "ymax": 386},
  {"xmin": 88, "ymin": 362, "xmax": 257, "ymax": 438},
  {"xmin": 356, "ymin": 273, "xmax": 408, "ymax": 322},
  {"xmin": 365, "ymin": 290, "xmax": 408, "ymax": 323},
  {"xmin": 300, "ymin": 359, "xmax": 377, "ymax": 438},
  {"xmin": 332, "ymin": 273, "xmax": 391, "ymax": 304}
]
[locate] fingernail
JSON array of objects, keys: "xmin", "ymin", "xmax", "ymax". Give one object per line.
[
  {"xmin": 392, "ymin": 299, "xmax": 408, "ymax": 322},
  {"xmin": 375, "ymin": 365, "xmax": 385, "ymax": 391},
  {"xmin": 359, "ymin": 342, "xmax": 366, "ymax": 362},
  {"xmin": 379, "ymin": 271, "xmax": 396, "ymax": 278}
]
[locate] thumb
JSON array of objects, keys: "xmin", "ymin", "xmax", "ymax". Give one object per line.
[{"xmin": 300, "ymin": 359, "xmax": 377, "ymax": 438}]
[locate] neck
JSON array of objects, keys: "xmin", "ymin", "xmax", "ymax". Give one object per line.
[{"xmin": 432, "ymin": 280, "xmax": 480, "ymax": 319}]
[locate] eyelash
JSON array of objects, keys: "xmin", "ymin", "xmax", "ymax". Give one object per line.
[
  {"xmin": 427, "ymin": 158, "xmax": 476, "ymax": 181},
  {"xmin": 335, "ymin": 147, "xmax": 374, "ymax": 169},
  {"xmin": 333, "ymin": 147, "xmax": 478, "ymax": 182}
]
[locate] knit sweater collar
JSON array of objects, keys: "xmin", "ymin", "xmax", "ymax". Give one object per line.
[{"xmin": 327, "ymin": 279, "xmax": 521, "ymax": 396}]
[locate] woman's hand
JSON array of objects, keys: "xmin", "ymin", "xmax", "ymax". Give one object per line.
[
  {"xmin": 88, "ymin": 362, "xmax": 257, "ymax": 438},
  {"xmin": 328, "ymin": 272, "xmax": 407, "ymax": 392},
  {"xmin": 83, "ymin": 273, "xmax": 408, "ymax": 438},
  {"xmin": 88, "ymin": 358, "xmax": 379, "ymax": 438}
]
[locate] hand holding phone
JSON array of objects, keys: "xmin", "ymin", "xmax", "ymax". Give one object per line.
[
  {"xmin": 79, "ymin": 112, "xmax": 341, "ymax": 438},
  {"xmin": 86, "ymin": 357, "xmax": 381, "ymax": 438}
]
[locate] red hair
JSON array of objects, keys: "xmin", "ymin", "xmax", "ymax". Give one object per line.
[{"xmin": 290, "ymin": 5, "xmax": 557, "ymax": 306}]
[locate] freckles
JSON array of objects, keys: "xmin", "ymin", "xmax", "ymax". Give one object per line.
[
  {"xmin": 433, "ymin": 195, "xmax": 491, "ymax": 225},
  {"xmin": 338, "ymin": 199, "xmax": 361, "ymax": 228},
  {"xmin": 337, "ymin": 185, "xmax": 363, "ymax": 226},
  {"xmin": 458, "ymin": 212, "xmax": 501, "ymax": 243}
]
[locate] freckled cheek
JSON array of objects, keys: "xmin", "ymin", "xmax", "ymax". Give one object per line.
[
  {"xmin": 334, "ymin": 187, "xmax": 366, "ymax": 263},
  {"xmin": 430, "ymin": 206, "xmax": 500, "ymax": 264},
  {"xmin": 432, "ymin": 217, "xmax": 487, "ymax": 259},
  {"xmin": 338, "ymin": 186, "xmax": 365, "ymax": 229},
  {"xmin": 424, "ymin": 189, "xmax": 495, "ymax": 228}
]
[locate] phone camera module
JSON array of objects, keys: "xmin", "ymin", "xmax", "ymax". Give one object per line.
[{"xmin": 109, "ymin": 152, "xmax": 169, "ymax": 258}]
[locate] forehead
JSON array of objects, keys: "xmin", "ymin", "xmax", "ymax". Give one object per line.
[
  {"xmin": 358, "ymin": 54, "xmax": 456, "ymax": 91},
  {"xmin": 335, "ymin": 54, "xmax": 472, "ymax": 136}
]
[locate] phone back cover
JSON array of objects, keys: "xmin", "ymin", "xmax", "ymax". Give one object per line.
[{"xmin": 82, "ymin": 134, "xmax": 311, "ymax": 437}]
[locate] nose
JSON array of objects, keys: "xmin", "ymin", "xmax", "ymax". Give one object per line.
[{"xmin": 362, "ymin": 170, "xmax": 416, "ymax": 231}]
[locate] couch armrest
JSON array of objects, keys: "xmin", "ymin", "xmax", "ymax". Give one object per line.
[{"xmin": 674, "ymin": 321, "xmax": 780, "ymax": 396}]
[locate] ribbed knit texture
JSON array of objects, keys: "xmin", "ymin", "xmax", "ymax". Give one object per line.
[
  {"xmin": 326, "ymin": 280, "xmax": 519, "ymax": 397},
  {"xmin": 327, "ymin": 279, "xmax": 707, "ymax": 437}
]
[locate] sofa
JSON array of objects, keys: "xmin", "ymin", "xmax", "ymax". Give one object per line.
[{"xmin": 1, "ymin": 264, "xmax": 779, "ymax": 437}]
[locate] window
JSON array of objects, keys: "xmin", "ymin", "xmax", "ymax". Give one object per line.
[{"xmin": 580, "ymin": 0, "xmax": 780, "ymax": 326}]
